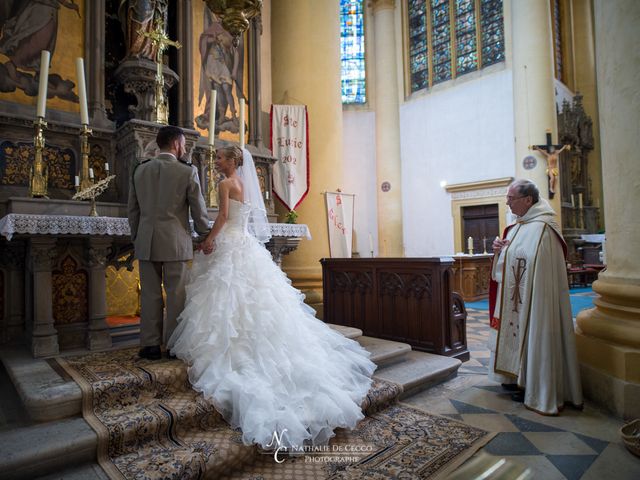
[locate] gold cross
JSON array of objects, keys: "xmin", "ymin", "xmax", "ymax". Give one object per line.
[
  {"xmin": 511, "ymin": 257, "xmax": 527, "ymax": 313},
  {"xmin": 140, "ymin": 20, "xmax": 182, "ymax": 65}
]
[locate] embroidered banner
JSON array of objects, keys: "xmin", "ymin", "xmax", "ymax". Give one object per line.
[
  {"xmin": 270, "ymin": 105, "xmax": 309, "ymax": 211},
  {"xmin": 325, "ymin": 192, "xmax": 355, "ymax": 258}
]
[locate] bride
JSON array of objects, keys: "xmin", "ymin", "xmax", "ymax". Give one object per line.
[{"xmin": 168, "ymin": 146, "xmax": 375, "ymax": 449}]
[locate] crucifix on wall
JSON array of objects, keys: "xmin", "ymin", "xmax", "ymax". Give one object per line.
[{"xmin": 531, "ymin": 131, "xmax": 571, "ymax": 199}]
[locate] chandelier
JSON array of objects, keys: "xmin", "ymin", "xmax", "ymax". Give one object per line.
[{"xmin": 203, "ymin": 0, "xmax": 263, "ymax": 47}]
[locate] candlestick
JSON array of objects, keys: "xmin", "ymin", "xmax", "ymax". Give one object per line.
[
  {"xmin": 75, "ymin": 58, "xmax": 89, "ymax": 125},
  {"xmin": 467, "ymin": 236, "xmax": 474, "ymax": 255},
  {"xmin": 206, "ymin": 144, "xmax": 218, "ymax": 208},
  {"xmin": 208, "ymin": 89, "xmax": 217, "ymax": 146},
  {"xmin": 79, "ymin": 124, "xmax": 93, "ymax": 190},
  {"xmin": 29, "ymin": 117, "xmax": 48, "ymax": 197},
  {"xmin": 578, "ymin": 193, "xmax": 583, "ymax": 209},
  {"xmin": 239, "ymin": 98, "xmax": 245, "ymax": 148},
  {"xmin": 482, "ymin": 237, "xmax": 487, "ymax": 255},
  {"xmin": 36, "ymin": 51, "xmax": 50, "ymax": 118}
]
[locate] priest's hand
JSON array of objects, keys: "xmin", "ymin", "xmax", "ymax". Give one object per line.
[{"xmin": 493, "ymin": 236, "xmax": 509, "ymax": 255}]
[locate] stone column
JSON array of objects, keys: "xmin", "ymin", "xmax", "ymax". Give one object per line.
[
  {"xmin": 248, "ymin": 16, "xmax": 264, "ymax": 148},
  {"xmin": 511, "ymin": 0, "xmax": 560, "ymax": 213},
  {"xmin": 271, "ymin": 0, "xmax": 344, "ymax": 310},
  {"xmin": 85, "ymin": 0, "xmax": 111, "ymax": 128},
  {"xmin": 572, "ymin": 0, "xmax": 603, "ymax": 212},
  {"xmin": 371, "ymin": 0, "xmax": 403, "ymax": 257},
  {"xmin": 86, "ymin": 238, "xmax": 113, "ymax": 350},
  {"xmin": 576, "ymin": 0, "xmax": 640, "ymax": 419},
  {"xmin": 0, "ymin": 242, "xmax": 25, "ymax": 343},
  {"xmin": 29, "ymin": 238, "xmax": 58, "ymax": 357},
  {"xmin": 177, "ymin": 0, "xmax": 194, "ymax": 129}
]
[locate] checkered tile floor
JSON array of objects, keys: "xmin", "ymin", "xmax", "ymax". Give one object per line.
[{"xmin": 403, "ymin": 307, "xmax": 640, "ymax": 480}]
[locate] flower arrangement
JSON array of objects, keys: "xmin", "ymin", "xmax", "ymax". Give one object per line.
[{"xmin": 284, "ymin": 210, "xmax": 298, "ymax": 224}]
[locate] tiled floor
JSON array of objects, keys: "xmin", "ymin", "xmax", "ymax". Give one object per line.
[{"xmin": 405, "ymin": 307, "xmax": 640, "ymax": 480}]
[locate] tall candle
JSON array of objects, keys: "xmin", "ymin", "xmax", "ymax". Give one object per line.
[
  {"xmin": 239, "ymin": 98, "xmax": 245, "ymax": 148},
  {"xmin": 571, "ymin": 194, "xmax": 575, "ymax": 208},
  {"xmin": 208, "ymin": 89, "xmax": 217, "ymax": 146},
  {"xmin": 579, "ymin": 193, "xmax": 583, "ymax": 209},
  {"xmin": 74, "ymin": 175, "xmax": 79, "ymax": 187},
  {"xmin": 89, "ymin": 168, "xmax": 94, "ymax": 179},
  {"xmin": 75, "ymin": 58, "xmax": 89, "ymax": 125},
  {"xmin": 467, "ymin": 236, "xmax": 473, "ymax": 251},
  {"xmin": 36, "ymin": 50, "xmax": 50, "ymax": 118},
  {"xmin": 104, "ymin": 162, "xmax": 109, "ymax": 173}
]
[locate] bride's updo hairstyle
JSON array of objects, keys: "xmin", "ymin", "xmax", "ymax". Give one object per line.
[{"xmin": 219, "ymin": 146, "xmax": 244, "ymax": 168}]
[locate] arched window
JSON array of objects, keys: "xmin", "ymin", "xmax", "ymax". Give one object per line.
[
  {"xmin": 341, "ymin": 0, "xmax": 366, "ymax": 104},
  {"xmin": 407, "ymin": 0, "xmax": 504, "ymax": 93}
]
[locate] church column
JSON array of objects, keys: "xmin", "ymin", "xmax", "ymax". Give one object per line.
[
  {"xmin": 575, "ymin": 0, "xmax": 640, "ymax": 419},
  {"xmin": 511, "ymin": 0, "xmax": 560, "ymax": 213},
  {"xmin": 572, "ymin": 0, "xmax": 603, "ymax": 212},
  {"xmin": 29, "ymin": 238, "xmax": 59, "ymax": 357},
  {"xmin": 86, "ymin": 238, "xmax": 113, "ymax": 350},
  {"xmin": 371, "ymin": 0, "xmax": 403, "ymax": 257},
  {"xmin": 248, "ymin": 16, "xmax": 264, "ymax": 148},
  {"xmin": 271, "ymin": 0, "xmax": 344, "ymax": 310},
  {"xmin": 85, "ymin": 0, "xmax": 111, "ymax": 128},
  {"xmin": 177, "ymin": 0, "xmax": 194, "ymax": 129}
]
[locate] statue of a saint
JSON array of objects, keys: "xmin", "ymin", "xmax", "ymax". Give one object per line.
[{"xmin": 118, "ymin": 0, "xmax": 168, "ymax": 59}]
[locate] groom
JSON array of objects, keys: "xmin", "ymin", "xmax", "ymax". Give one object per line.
[{"xmin": 127, "ymin": 126, "xmax": 210, "ymax": 360}]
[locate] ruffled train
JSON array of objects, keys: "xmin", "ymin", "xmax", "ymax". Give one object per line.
[{"xmin": 168, "ymin": 216, "xmax": 375, "ymax": 449}]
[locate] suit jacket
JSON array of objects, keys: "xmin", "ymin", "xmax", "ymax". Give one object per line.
[{"xmin": 127, "ymin": 152, "xmax": 210, "ymax": 261}]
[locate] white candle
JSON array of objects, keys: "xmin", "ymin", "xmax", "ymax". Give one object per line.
[
  {"xmin": 208, "ymin": 89, "xmax": 217, "ymax": 146},
  {"xmin": 157, "ymin": 58, "xmax": 162, "ymax": 79},
  {"xmin": 104, "ymin": 162, "xmax": 109, "ymax": 173},
  {"xmin": 75, "ymin": 58, "xmax": 89, "ymax": 125},
  {"xmin": 239, "ymin": 98, "xmax": 245, "ymax": 148},
  {"xmin": 89, "ymin": 168, "xmax": 94, "ymax": 179},
  {"xmin": 467, "ymin": 236, "xmax": 474, "ymax": 251},
  {"xmin": 36, "ymin": 50, "xmax": 50, "ymax": 118},
  {"xmin": 571, "ymin": 194, "xmax": 575, "ymax": 208},
  {"xmin": 579, "ymin": 193, "xmax": 583, "ymax": 209},
  {"xmin": 368, "ymin": 233, "xmax": 373, "ymax": 253},
  {"xmin": 74, "ymin": 175, "xmax": 79, "ymax": 187}
]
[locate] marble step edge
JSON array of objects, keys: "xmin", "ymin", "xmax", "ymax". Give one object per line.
[
  {"xmin": 327, "ymin": 324, "xmax": 363, "ymax": 339},
  {"xmin": 373, "ymin": 350, "xmax": 462, "ymax": 399},
  {"xmin": 356, "ymin": 336, "xmax": 412, "ymax": 367},
  {"xmin": 0, "ymin": 417, "xmax": 96, "ymax": 480}
]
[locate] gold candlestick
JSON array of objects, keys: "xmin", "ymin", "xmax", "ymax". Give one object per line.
[
  {"xmin": 29, "ymin": 117, "xmax": 48, "ymax": 198},
  {"xmin": 79, "ymin": 124, "xmax": 93, "ymax": 190},
  {"xmin": 206, "ymin": 145, "xmax": 218, "ymax": 208},
  {"xmin": 73, "ymin": 175, "xmax": 116, "ymax": 217}
]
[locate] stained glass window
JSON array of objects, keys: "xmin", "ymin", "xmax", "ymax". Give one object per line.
[
  {"xmin": 341, "ymin": 0, "xmax": 366, "ymax": 104},
  {"xmin": 552, "ymin": 0, "xmax": 564, "ymax": 81},
  {"xmin": 407, "ymin": 0, "xmax": 504, "ymax": 93}
]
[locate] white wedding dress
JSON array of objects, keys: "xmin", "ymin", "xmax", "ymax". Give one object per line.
[{"xmin": 168, "ymin": 199, "xmax": 376, "ymax": 449}]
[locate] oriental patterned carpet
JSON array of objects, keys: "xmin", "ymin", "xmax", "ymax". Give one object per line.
[{"xmin": 57, "ymin": 348, "xmax": 494, "ymax": 479}]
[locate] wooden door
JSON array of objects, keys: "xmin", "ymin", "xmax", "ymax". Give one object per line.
[{"xmin": 462, "ymin": 204, "xmax": 499, "ymax": 253}]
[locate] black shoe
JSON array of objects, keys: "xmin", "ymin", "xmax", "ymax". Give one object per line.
[
  {"xmin": 166, "ymin": 351, "xmax": 177, "ymax": 360},
  {"xmin": 511, "ymin": 391, "xmax": 525, "ymax": 403},
  {"xmin": 139, "ymin": 345, "xmax": 161, "ymax": 360},
  {"xmin": 501, "ymin": 383, "xmax": 520, "ymax": 392}
]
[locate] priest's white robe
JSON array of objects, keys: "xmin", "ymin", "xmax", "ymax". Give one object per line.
[{"xmin": 491, "ymin": 199, "xmax": 583, "ymax": 415}]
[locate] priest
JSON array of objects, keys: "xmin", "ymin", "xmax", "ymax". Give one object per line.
[{"xmin": 489, "ymin": 179, "xmax": 583, "ymax": 415}]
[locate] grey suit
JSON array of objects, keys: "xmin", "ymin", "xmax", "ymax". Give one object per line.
[{"xmin": 127, "ymin": 152, "xmax": 210, "ymax": 347}]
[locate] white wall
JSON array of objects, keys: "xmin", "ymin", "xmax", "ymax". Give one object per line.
[
  {"xmin": 342, "ymin": 110, "xmax": 378, "ymax": 256},
  {"xmin": 400, "ymin": 68, "xmax": 516, "ymax": 256}
]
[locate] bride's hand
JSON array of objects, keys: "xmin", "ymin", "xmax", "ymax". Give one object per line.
[{"xmin": 202, "ymin": 237, "xmax": 215, "ymax": 255}]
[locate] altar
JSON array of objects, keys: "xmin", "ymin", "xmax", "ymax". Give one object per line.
[
  {"xmin": 449, "ymin": 254, "xmax": 494, "ymax": 302},
  {"xmin": 0, "ymin": 208, "xmax": 311, "ymax": 358}
]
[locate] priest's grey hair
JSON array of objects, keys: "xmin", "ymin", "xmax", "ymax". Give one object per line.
[{"xmin": 511, "ymin": 179, "xmax": 540, "ymax": 203}]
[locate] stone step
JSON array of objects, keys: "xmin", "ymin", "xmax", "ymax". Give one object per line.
[
  {"xmin": 357, "ymin": 336, "xmax": 412, "ymax": 367},
  {"xmin": 35, "ymin": 463, "xmax": 108, "ymax": 480},
  {"xmin": 373, "ymin": 350, "xmax": 461, "ymax": 399},
  {"xmin": 0, "ymin": 418, "xmax": 96, "ymax": 480},
  {"xmin": 327, "ymin": 323, "xmax": 363, "ymax": 339}
]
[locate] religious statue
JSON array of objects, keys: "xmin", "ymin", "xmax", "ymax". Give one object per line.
[
  {"xmin": 0, "ymin": 0, "xmax": 80, "ymax": 101},
  {"xmin": 532, "ymin": 144, "xmax": 570, "ymax": 197},
  {"xmin": 196, "ymin": 9, "xmax": 245, "ymax": 134},
  {"xmin": 118, "ymin": 0, "xmax": 168, "ymax": 59}
]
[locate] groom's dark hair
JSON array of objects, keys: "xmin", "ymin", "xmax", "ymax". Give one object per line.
[{"xmin": 156, "ymin": 126, "xmax": 184, "ymax": 149}]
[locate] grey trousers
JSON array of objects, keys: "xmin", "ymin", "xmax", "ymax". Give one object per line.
[{"xmin": 138, "ymin": 260, "xmax": 188, "ymax": 347}]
